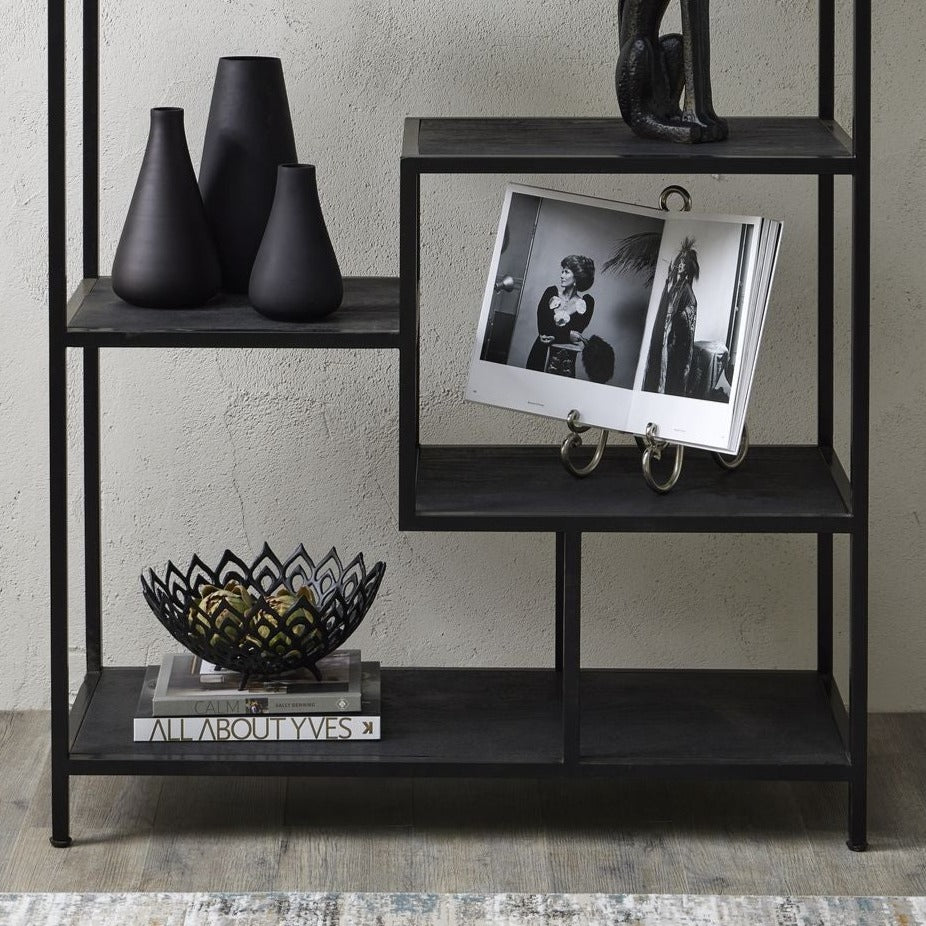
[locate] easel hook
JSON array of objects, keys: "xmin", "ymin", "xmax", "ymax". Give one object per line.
[
  {"xmin": 560, "ymin": 410, "xmax": 608, "ymax": 478},
  {"xmin": 640, "ymin": 422, "xmax": 684, "ymax": 494}
]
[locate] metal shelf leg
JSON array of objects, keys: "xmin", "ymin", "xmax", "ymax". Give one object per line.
[
  {"xmin": 847, "ymin": 530, "xmax": 868, "ymax": 852},
  {"xmin": 48, "ymin": 0, "xmax": 71, "ymax": 850},
  {"xmin": 50, "ymin": 758, "xmax": 72, "ymax": 849}
]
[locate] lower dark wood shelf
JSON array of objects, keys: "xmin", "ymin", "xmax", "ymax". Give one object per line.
[
  {"xmin": 70, "ymin": 667, "xmax": 564, "ymax": 775},
  {"xmin": 580, "ymin": 669, "xmax": 849, "ymax": 780},
  {"xmin": 408, "ymin": 444, "xmax": 853, "ymax": 533},
  {"xmin": 65, "ymin": 276, "xmax": 400, "ymax": 349},
  {"xmin": 67, "ymin": 666, "xmax": 849, "ymax": 780}
]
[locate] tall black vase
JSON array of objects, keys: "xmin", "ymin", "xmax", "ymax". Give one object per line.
[
  {"xmin": 199, "ymin": 56, "xmax": 298, "ymax": 293},
  {"xmin": 112, "ymin": 108, "xmax": 221, "ymax": 309},
  {"xmin": 249, "ymin": 164, "xmax": 343, "ymax": 322}
]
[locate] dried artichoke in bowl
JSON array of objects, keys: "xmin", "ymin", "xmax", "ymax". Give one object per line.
[
  {"xmin": 245, "ymin": 586, "xmax": 322, "ymax": 656},
  {"xmin": 188, "ymin": 579, "xmax": 254, "ymax": 648}
]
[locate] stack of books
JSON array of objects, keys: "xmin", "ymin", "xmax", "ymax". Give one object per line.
[{"xmin": 133, "ymin": 649, "xmax": 381, "ymax": 742}]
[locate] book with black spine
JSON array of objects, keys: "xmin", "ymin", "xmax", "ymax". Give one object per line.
[
  {"xmin": 152, "ymin": 649, "xmax": 362, "ymax": 716},
  {"xmin": 134, "ymin": 663, "xmax": 381, "ymax": 742}
]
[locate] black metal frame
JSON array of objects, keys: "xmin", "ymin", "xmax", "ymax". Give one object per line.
[{"xmin": 48, "ymin": 1, "xmax": 870, "ymax": 850}]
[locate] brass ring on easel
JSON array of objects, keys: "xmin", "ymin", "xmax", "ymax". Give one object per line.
[
  {"xmin": 561, "ymin": 410, "xmax": 609, "ymax": 478},
  {"xmin": 641, "ymin": 422, "xmax": 685, "ymax": 494},
  {"xmin": 659, "ymin": 185, "xmax": 693, "ymax": 213},
  {"xmin": 711, "ymin": 424, "xmax": 750, "ymax": 471}
]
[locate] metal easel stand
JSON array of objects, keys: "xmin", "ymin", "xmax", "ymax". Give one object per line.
[
  {"xmin": 558, "ymin": 183, "xmax": 750, "ymax": 493},
  {"xmin": 562, "ymin": 413, "xmax": 750, "ymax": 493},
  {"xmin": 560, "ymin": 409, "xmax": 609, "ymax": 477},
  {"xmin": 636, "ymin": 422, "xmax": 750, "ymax": 493}
]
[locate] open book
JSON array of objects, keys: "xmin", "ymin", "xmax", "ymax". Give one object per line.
[{"xmin": 465, "ymin": 184, "xmax": 782, "ymax": 454}]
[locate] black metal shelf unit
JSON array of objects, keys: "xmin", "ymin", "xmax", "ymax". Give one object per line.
[
  {"xmin": 48, "ymin": 1, "xmax": 870, "ymax": 850},
  {"xmin": 397, "ymin": 9, "xmax": 870, "ymax": 849}
]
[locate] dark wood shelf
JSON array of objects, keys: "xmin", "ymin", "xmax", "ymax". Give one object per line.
[
  {"xmin": 68, "ymin": 666, "xmax": 848, "ymax": 780},
  {"xmin": 71, "ymin": 667, "xmax": 563, "ymax": 775},
  {"xmin": 408, "ymin": 444, "xmax": 852, "ymax": 533},
  {"xmin": 580, "ymin": 670, "xmax": 849, "ymax": 779},
  {"xmin": 402, "ymin": 117, "xmax": 854, "ymax": 175},
  {"xmin": 65, "ymin": 276, "xmax": 400, "ymax": 349}
]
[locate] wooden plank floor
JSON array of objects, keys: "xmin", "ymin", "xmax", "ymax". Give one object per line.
[{"xmin": 3, "ymin": 712, "xmax": 926, "ymax": 894}]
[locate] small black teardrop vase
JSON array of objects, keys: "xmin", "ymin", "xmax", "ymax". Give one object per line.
[
  {"xmin": 112, "ymin": 108, "xmax": 221, "ymax": 308},
  {"xmin": 249, "ymin": 164, "xmax": 344, "ymax": 322},
  {"xmin": 199, "ymin": 56, "xmax": 298, "ymax": 293}
]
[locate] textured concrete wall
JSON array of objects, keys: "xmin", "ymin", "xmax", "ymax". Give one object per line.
[{"xmin": 2, "ymin": 1, "xmax": 924, "ymax": 709}]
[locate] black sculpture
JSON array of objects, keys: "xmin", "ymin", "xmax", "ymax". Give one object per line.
[{"xmin": 616, "ymin": 0, "xmax": 728, "ymax": 144}]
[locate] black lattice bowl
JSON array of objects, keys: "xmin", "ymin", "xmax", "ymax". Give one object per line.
[{"xmin": 141, "ymin": 544, "xmax": 385, "ymax": 682}]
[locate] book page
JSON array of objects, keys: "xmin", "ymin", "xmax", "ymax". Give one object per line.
[
  {"xmin": 465, "ymin": 184, "xmax": 668, "ymax": 434},
  {"xmin": 732, "ymin": 220, "xmax": 783, "ymax": 442},
  {"xmin": 626, "ymin": 212, "xmax": 763, "ymax": 453}
]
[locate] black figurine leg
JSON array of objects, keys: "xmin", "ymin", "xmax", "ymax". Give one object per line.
[
  {"xmin": 617, "ymin": 38, "xmax": 702, "ymax": 143},
  {"xmin": 659, "ymin": 33, "xmax": 685, "ymax": 106},
  {"xmin": 679, "ymin": 0, "xmax": 728, "ymax": 140}
]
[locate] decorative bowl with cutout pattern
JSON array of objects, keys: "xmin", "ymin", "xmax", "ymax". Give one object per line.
[{"xmin": 141, "ymin": 543, "xmax": 385, "ymax": 686}]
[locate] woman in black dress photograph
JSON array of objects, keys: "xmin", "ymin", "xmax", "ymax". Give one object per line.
[{"xmin": 525, "ymin": 254, "xmax": 596, "ymax": 377}]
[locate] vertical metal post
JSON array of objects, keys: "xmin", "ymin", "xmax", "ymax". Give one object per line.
[
  {"xmin": 817, "ymin": 0, "xmax": 835, "ymax": 682},
  {"xmin": 398, "ymin": 140, "xmax": 421, "ymax": 530},
  {"xmin": 49, "ymin": 0, "xmax": 72, "ymax": 849},
  {"xmin": 83, "ymin": 0, "xmax": 102, "ymax": 676},
  {"xmin": 561, "ymin": 532, "xmax": 581, "ymax": 766},
  {"xmin": 84, "ymin": 350, "xmax": 102, "ymax": 674},
  {"xmin": 819, "ymin": 0, "xmax": 834, "ymax": 125},
  {"xmin": 817, "ymin": 535, "xmax": 833, "ymax": 680},
  {"xmin": 847, "ymin": 0, "xmax": 870, "ymax": 853},
  {"xmin": 554, "ymin": 532, "xmax": 564, "ymax": 672},
  {"xmin": 83, "ymin": 0, "xmax": 99, "ymax": 280}
]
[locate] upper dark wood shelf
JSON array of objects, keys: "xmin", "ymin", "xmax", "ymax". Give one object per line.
[
  {"xmin": 66, "ymin": 276, "xmax": 400, "ymax": 349},
  {"xmin": 407, "ymin": 444, "xmax": 852, "ymax": 533},
  {"xmin": 402, "ymin": 116, "xmax": 854, "ymax": 174}
]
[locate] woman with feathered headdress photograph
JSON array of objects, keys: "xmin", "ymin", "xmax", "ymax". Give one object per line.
[{"xmin": 642, "ymin": 236, "xmax": 700, "ymax": 396}]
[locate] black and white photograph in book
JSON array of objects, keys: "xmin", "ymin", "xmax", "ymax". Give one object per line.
[
  {"xmin": 479, "ymin": 190, "xmax": 665, "ymax": 389},
  {"xmin": 638, "ymin": 218, "xmax": 752, "ymax": 403},
  {"xmin": 466, "ymin": 184, "xmax": 781, "ymax": 455}
]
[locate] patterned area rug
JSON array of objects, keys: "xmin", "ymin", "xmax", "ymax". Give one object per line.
[{"xmin": 1, "ymin": 893, "xmax": 924, "ymax": 925}]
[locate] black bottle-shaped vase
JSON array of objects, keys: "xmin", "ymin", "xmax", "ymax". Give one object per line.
[
  {"xmin": 112, "ymin": 107, "xmax": 221, "ymax": 308},
  {"xmin": 199, "ymin": 56, "xmax": 298, "ymax": 293},
  {"xmin": 249, "ymin": 164, "xmax": 344, "ymax": 322}
]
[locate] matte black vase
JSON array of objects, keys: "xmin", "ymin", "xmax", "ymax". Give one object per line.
[
  {"xmin": 199, "ymin": 56, "xmax": 298, "ymax": 293},
  {"xmin": 249, "ymin": 164, "xmax": 343, "ymax": 322},
  {"xmin": 112, "ymin": 108, "xmax": 221, "ymax": 309}
]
